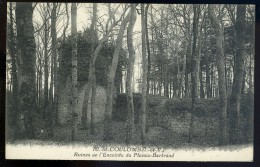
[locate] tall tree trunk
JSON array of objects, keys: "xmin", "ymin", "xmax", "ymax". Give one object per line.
[
  {"xmin": 140, "ymin": 4, "xmax": 148, "ymax": 145},
  {"xmin": 39, "ymin": 65, "xmax": 42, "ymax": 108},
  {"xmin": 16, "ymin": 2, "xmax": 37, "ymax": 138},
  {"xmin": 71, "ymin": 3, "xmax": 78, "ymax": 141},
  {"xmin": 125, "ymin": 4, "xmax": 137, "ymax": 144},
  {"xmin": 48, "ymin": 2, "xmax": 57, "ymax": 137},
  {"xmin": 208, "ymin": 4, "xmax": 228, "ymax": 145},
  {"xmin": 159, "ymin": 66, "xmax": 162, "ymax": 96},
  {"xmin": 210, "ymin": 64, "xmax": 214, "ymax": 97},
  {"xmin": 169, "ymin": 76, "xmax": 172, "ymax": 98},
  {"xmin": 145, "ymin": 4, "xmax": 151, "ymax": 96},
  {"xmin": 89, "ymin": 3, "xmax": 97, "ymax": 135},
  {"xmin": 49, "ymin": 59, "xmax": 53, "ymax": 105},
  {"xmin": 241, "ymin": 67, "xmax": 246, "ymax": 95},
  {"xmin": 163, "ymin": 66, "xmax": 166, "ymax": 97},
  {"xmin": 48, "ymin": 54, "xmax": 54, "ymax": 135},
  {"xmin": 43, "ymin": 12, "xmax": 49, "ymax": 119},
  {"xmin": 245, "ymin": 50, "xmax": 254, "ymax": 142},
  {"xmin": 244, "ymin": 11, "xmax": 254, "ymax": 142},
  {"xmin": 184, "ymin": 67, "xmax": 189, "ymax": 98},
  {"xmin": 103, "ymin": 8, "xmax": 130, "ymax": 140},
  {"xmin": 204, "ymin": 24, "xmax": 211, "ymax": 99},
  {"xmin": 81, "ymin": 83, "xmax": 91, "ymax": 128},
  {"xmin": 153, "ymin": 80, "xmax": 156, "ymax": 95},
  {"xmin": 196, "ymin": 11, "xmax": 204, "ymax": 98},
  {"xmin": 90, "ymin": 75, "xmax": 96, "ymax": 134},
  {"xmin": 36, "ymin": 68, "xmax": 39, "ymax": 106},
  {"xmin": 9, "ymin": 2, "xmax": 20, "ymax": 139},
  {"xmin": 52, "ymin": 3, "xmax": 58, "ymax": 126},
  {"xmin": 229, "ymin": 5, "xmax": 247, "ymax": 144},
  {"xmin": 176, "ymin": 55, "xmax": 180, "ymax": 98},
  {"xmin": 56, "ymin": 3, "xmax": 69, "ymax": 125},
  {"xmin": 172, "ymin": 68, "xmax": 177, "ymax": 98},
  {"xmin": 7, "ymin": 67, "xmax": 11, "ymax": 92},
  {"xmin": 151, "ymin": 22, "xmax": 156, "ymax": 94},
  {"xmin": 200, "ymin": 63, "xmax": 205, "ymax": 98},
  {"xmin": 188, "ymin": 4, "xmax": 199, "ymax": 143},
  {"xmin": 178, "ymin": 42, "xmax": 187, "ymax": 98},
  {"xmin": 145, "ymin": 5, "xmax": 151, "ymax": 131},
  {"xmin": 81, "ymin": 3, "xmax": 117, "ymax": 129},
  {"xmin": 185, "ymin": 35, "xmax": 192, "ymax": 98}
]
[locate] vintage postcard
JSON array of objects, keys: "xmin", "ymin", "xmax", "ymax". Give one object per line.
[{"xmin": 5, "ymin": 2, "xmax": 254, "ymax": 161}]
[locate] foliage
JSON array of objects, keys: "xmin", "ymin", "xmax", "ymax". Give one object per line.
[
  {"xmin": 58, "ymin": 29, "xmax": 127, "ymax": 87},
  {"xmin": 165, "ymin": 94, "xmax": 252, "ymax": 118},
  {"xmin": 111, "ymin": 93, "xmax": 252, "ymax": 123},
  {"xmin": 148, "ymin": 94, "xmax": 168, "ymax": 107},
  {"xmin": 113, "ymin": 93, "xmax": 168, "ymax": 122},
  {"xmin": 112, "ymin": 93, "xmax": 142, "ymax": 122},
  {"xmin": 165, "ymin": 98, "xmax": 191, "ymax": 115}
]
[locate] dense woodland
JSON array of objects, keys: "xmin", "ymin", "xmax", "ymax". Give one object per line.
[{"xmin": 6, "ymin": 3, "xmax": 254, "ymax": 147}]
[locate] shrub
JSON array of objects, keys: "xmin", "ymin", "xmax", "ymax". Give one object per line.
[
  {"xmin": 112, "ymin": 93, "xmax": 253, "ymax": 122},
  {"xmin": 112, "ymin": 93, "xmax": 142, "ymax": 122},
  {"xmin": 194, "ymin": 98, "xmax": 219, "ymax": 117},
  {"xmin": 165, "ymin": 94, "xmax": 252, "ymax": 118},
  {"xmin": 148, "ymin": 95, "xmax": 168, "ymax": 107},
  {"xmin": 165, "ymin": 98, "xmax": 191, "ymax": 116},
  {"xmin": 59, "ymin": 30, "xmax": 126, "ymax": 87},
  {"xmin": 113, "ymin": 93, "xmax": 171, "ymax": 122},
  {"xmin": 112, "ymin": 93, "xmax": 127, "ymax": 122}
]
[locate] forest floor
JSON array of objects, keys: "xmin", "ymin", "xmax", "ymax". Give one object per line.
[
  {"xmin": 7, "ymin": 118, "xmax": 223, "ymax": 149},
  {"xmin": 7, "ymin": 115, "xmax": 253, "ymax": 152},
  {"xmin": 6, "ymin": 98, "xmax": 252, "ymax": 149}
]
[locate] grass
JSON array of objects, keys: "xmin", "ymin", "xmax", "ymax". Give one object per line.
[
  {"xmin": 6, "ymin": 94, "xmax": 253, "ymax": 148},
  {"xmin": 7, "ymin": 116, "xmax": 223, "ymax": 149}
]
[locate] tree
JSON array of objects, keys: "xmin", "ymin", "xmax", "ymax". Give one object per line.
[
  {"xmin": 197, "ymin": 9, "xmax": 206, "ymax": 99},
  {"xmin": 145, "ymin": 4, "xmax": 151, "ymax": 97},
  {"xmin": 81, "ymin": 4, "xmax": 123, "ymax": 130},
  {"xmin": 244, "ymin": 5, "xmax": 254, "ymax": 142},
  {"xmin": 48, "ymin": 2, "xmax": 57, "ymax": 137},
  {"xmin": 229, "ymin": 5, "xmax": 247, "ymax": 144},
  {"xmin": 188, "ymin": 4, "xmax": 199, "ymax": 143},
  {"xmin": 204, "ymin": 22, "xmax": 212, "ymax": 98},
  {"xmin": 8, "ymin": 2, "xmax": 20, "ymax": 139},
  {"xmin": 35, "ymin": 35, "xmax": 44, "ymax": 109},
  {"xmin": 125, "ymin": 4, "xmax": 137, "ymax": 144},
  {"xmin": 141, "ymin": 3, "xmax": 148, "ymax": 145},
  {"xmin": 42, "ymin": 3, "xmax": 50, "ymax": 119},
  {"xmin": 103, "ymin": 6, "xmax": 131, "ymax": 140},
  {"xmin": 81, "ymin": 4, "xmax": 123, "ymax": 129},
  {"xmin": 89, "ymin": 3, "xmax": 97, "ymax": 135},
  {"xmin": 16, "ymin": 2, "xmax": 37, "ymax": 138},
  {"xmin": 57, "ymin": 3, "xmax": 69, "ymax": 125},
  {"xmin": 208, "ymin": 4, "xmax": 228, "ymax": 145},
  {"xmin": 71, "ymin": 3, "xmax": 78, "ymax": 141},
  {"xmin": 52, "ymin": 3, "xmax": 60, "ymax": 125}
]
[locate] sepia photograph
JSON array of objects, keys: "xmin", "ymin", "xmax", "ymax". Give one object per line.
[{"xmin": 5, "ymin": 2, "xmax": 254, "ymax": 161}]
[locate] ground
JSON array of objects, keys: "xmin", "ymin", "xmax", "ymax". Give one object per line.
[
  {"xmin": 6, "ymin": 97, "xmax": 252, "ymax": 148},
  {"xmin": 8, "ymin": 118, "xmax": 220, "ymax": 149}
]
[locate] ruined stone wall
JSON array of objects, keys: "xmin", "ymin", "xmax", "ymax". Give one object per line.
[{"xmin": 57, "ymin": 77, "xmax": 106, "ymax": 125}]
